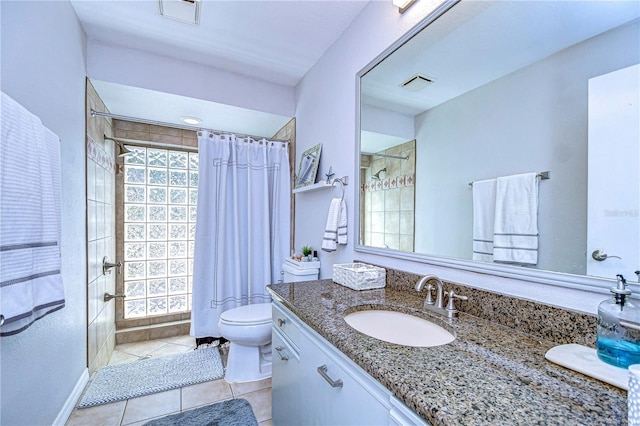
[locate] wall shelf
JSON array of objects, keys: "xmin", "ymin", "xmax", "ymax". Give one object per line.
[
  {"xmin": 293, "ymin": 182, "xmax": 332, "ymax": 194},
  {"xmin": 292, "ymin": 176, "xmax": 348, "ymax": 194}
]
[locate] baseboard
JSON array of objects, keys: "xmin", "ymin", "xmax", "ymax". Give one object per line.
[{"xmin": 53, "ymin": 367, "xmax": 89, "ymax": 426}]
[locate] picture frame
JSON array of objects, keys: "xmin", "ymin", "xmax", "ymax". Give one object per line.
[{"xmin": 295, "ymin": 143, "xmax": 322, "ymax": 188}]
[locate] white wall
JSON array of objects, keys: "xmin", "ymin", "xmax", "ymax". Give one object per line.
[
  {"xmin": 87, "ymin": 40, "xmax": 295, "ymax": 118},
  {"xmin": 1, "ymin": 2, "xmax": 88, "ymax": 425},
  {"xmin": 294, "ymin": 0, "xmax": 619, "ymax": 314},
  {"xmin": 414, "ymin": 20, "xmax": 640, "ymax": 275}
]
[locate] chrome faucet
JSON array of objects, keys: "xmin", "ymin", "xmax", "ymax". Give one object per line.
[{"xmin": 415, "ymin": 274, "xmax": 468, "ymax": 318}]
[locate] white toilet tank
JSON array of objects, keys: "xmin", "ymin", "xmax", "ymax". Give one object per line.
[{"xmin": 282, "ymin": 259, "xmax": 320, "ymax": 282}]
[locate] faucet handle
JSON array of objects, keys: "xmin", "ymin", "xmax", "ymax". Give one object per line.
[
  {"xmin": 445, "ymin": 290, "xmax": 468, "ymax": 315},
  {"xmin": 425, "ymin": 283, "xmax": 435, "ymax": 305}
]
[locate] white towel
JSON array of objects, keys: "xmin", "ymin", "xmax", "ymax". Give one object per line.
[
  {"xmin": 322, "ymin": 198, "xmax": 347, "ymax": 252},
  {"xmin": 337, "ymin": 199, "xmax": 347, "ymax": 246},
  {"xmin": 472, "ymin": 179, "xmax": 496, "ymax": 262},
  {"xmin": 0, "ymin": 92, "xmax": 65, "ymax": 336},
  {"xmin": 493, "ymin": 172, "xmax": 539, "ymax": 265}
]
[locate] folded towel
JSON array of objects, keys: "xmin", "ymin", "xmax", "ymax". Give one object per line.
[
  {"xmin": 322, "ymin": 198, "xmax": 344, "ymax": 252},
  {"xmin": 472, "ymin": 179, "xmax": 496, "ymax": 262},
  {"xmin": 338, "ymin": 199, "xmax": 347, "ymax": 246},
  {"xmin": 0, "ymin": 92, "xmax": 65, "ymax": 336},
  {"xmin": 493, "ymin": 172, "xmax": 539, "ymax": 265}
]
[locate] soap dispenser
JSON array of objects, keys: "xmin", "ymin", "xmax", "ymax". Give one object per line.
[{"xmin": 596, "ymin": 274, "xmax": 640, "ymax": 368}]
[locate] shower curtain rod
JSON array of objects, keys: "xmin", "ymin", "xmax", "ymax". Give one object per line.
[
  {"xmin": 90, "ymin": 109, "xmax": 290, "ymax": 144},
  {"xmin": 361, "ymin": 152, "xmax": 409, "ymax": 160}
]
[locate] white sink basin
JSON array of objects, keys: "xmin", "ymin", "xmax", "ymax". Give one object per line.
[{"xmin": 344, "ymin": 310, "xmax": 455, "ymax": 347}]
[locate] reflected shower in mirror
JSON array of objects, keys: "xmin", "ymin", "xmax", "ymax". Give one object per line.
[
  {"xmin": 361, "ymin": 139, "xmax": 416, "ymax": 251},
  {"xmin": 358, "ymin": 1, "xmax": 640, "ymax": 282}
]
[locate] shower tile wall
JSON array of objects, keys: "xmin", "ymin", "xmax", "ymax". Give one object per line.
[
  {"xmin": 86, "ymin": 80, "xmax": 116, "ymax": 373},
  {"xmin": 363, "ymin": 140, "xmax": 415, "ymax": 251}
]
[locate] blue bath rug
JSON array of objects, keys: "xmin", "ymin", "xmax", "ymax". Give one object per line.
[
  {"xmin": 142, "ymin": 398, "xmax": 258, "ymax": 426},
  {"xmin": 78, "ymin": 347, "xmax": 224, "ymax": 408}
]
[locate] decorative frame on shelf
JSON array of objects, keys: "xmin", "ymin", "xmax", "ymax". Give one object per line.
[{"xmin": 294, "ymin": 143, "xmax": 322, "ymax": 189}]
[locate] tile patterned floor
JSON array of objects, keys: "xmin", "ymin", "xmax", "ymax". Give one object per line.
[{"xmin": 66, "ymin": 335, "xmax": 272, "ymax": 426}]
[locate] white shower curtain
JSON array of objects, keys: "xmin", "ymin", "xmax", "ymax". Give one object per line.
[{"xmin": 190, "ymin": 132, "xmax": 290, "ymax": 338}]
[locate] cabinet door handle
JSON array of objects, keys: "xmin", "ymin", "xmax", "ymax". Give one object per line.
[
  {"xmin": 277, "ymin": 318, "xmax": 286, "ymax": 327},
  {"xmin": 275, "ymin": 346, "xmax": 289, "ymax": 361},
  {"xmin": 317, "ymin": 364, "xmax": 343, "ymax": 388}
]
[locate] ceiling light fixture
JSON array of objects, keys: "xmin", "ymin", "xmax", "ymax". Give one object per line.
[
  {"xmin": 393, "ymin": 0, "xmax": 418, "ymax": 14},
  {"xmin": 159, "ymin": 0, "xmax": 201, "ymax": 25},
  {"xmin": 181, "ymin": 116, "xmax": 202, "ymax": 125}
]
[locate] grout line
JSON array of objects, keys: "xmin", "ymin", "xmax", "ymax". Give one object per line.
[{"xmin": 119, "ymin": 399, "xmax": 128, "ymax": 426}]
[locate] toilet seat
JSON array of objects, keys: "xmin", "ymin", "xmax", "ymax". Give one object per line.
[{"xmin": 219, "ymin": 303, "xmax": 271, "ymax": 325}]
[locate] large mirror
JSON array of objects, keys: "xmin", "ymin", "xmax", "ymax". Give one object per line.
[{"xmin": 357, "ymin": 0, "xmax": 640, "ymax": 288}]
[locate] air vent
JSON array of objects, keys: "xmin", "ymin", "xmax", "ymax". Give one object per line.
[
  {"xmin": 401, "ymin": 74, "xmax": 435, "ymax": 92},
  {"xmin": 159, "ymin": 0, "xmax": 201, "ymax": 25}
]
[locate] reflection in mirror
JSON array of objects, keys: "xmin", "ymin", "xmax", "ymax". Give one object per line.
[
  {"xmin": 360, "ymin": 139, "xmax": 416, "ymax": 251},
  {"xmin": 358, "ymin": 1, "xmax": 640, "ymax": 283}
]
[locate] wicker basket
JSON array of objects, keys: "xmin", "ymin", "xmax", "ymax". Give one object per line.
[{"xmin": 332, "ymin": 263, "xmax": 386, "ymax": 290}]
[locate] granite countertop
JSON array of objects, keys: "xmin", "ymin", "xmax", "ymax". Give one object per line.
[{"xmin": 267, "ymin": 279, "xmax": 627, "ymax": 426}]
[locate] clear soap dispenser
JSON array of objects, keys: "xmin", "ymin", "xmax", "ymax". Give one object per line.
[{"xmin": 596, "ymin": 274, "xmax": 640, "ymax": 368}]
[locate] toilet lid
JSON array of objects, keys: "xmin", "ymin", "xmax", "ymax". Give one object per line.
[{"xmin": 220, "ymin": 303, "xmax": 272, "ymax": 324}]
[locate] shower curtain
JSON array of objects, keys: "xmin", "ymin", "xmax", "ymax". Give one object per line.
[{"xmin": 190, "ymin": 132, "xmax": 290, "ymax": 338}]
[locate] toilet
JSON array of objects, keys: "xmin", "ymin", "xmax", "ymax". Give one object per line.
[{"xmin": 218, "ymin": 259, "xmax": 320, "ymax": 383}]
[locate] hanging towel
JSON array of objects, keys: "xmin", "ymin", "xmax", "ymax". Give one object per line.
[
  {"xmin": 337, "ymin": 199, "xmax": 347, "ymax": 246},
  {"xmin": 0, "ymin": 92, "xmax": 65, "ymax": 336},
  {"xmin": 472, "ymin": 179, "xmax": 496, "ymax": 262},
  {"xmin": 322, "ymin": 198, "xmax": 347, "ymax": 252},
  {"xmin": 493, "ymin": 172, "xmax": 539, "ymax": 265}
]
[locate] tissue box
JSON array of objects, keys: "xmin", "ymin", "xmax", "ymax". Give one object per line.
[{"xmin": 332, "ymin": 263, "xmax": 386, "ymax": 291}]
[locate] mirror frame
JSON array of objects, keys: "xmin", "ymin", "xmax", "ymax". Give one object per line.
[{"xmin": 354, "ymin": 0, "xmax": 623, "ymax": 294}]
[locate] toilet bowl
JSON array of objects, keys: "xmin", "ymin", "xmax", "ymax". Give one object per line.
[
  {"xmin": 218, "ymin": 261, "xmax": 319, "ymax": 383},
  {"xmin": 218, "ymin": 303, "xmax": 272, "ymax": 383}
]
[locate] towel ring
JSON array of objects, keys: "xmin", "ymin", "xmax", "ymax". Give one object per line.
[{"xmin": 331, "ymin": 178, "xmax": 346, "ymax": 201}]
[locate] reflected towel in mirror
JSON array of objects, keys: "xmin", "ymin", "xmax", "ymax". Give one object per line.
[
  {"xmin": 493, "ymin": 172, "xmax": 539, "ymax": 265},
  {"xmin": 472, "ymin": 179, "xmax": 496, "ymax": 262}
]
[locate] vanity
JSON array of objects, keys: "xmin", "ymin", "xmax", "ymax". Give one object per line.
[{"xmin": 267, "ymin": 277, "xmax": 627, "ymax": 425}]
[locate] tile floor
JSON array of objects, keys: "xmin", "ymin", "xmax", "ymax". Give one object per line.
[{"xmin": 66, "ymin": 335, "xmax": 272, "ymax": 426}]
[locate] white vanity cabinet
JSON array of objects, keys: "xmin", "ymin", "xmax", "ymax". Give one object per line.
[{"xmin": 271, "ymin": 301, "xmax": 430, "ymax": 426}]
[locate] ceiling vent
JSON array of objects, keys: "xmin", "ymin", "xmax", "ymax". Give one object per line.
[
  {"xmin": 401, "ymin": 74, "xmax": 435, "ymax": 92},
  {"xmin": 159, "ymin": 0, "xmax": 201, "ymax": 25}
]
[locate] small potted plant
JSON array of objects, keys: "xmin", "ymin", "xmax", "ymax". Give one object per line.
[{"xmin": 302, "ymin": 245, "xmax": 313, "ymax": 262}]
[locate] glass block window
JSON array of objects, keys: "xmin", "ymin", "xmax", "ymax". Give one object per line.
[{"xmin": 123, "ymin": 146, "xmax": 197, "ymax": 319}]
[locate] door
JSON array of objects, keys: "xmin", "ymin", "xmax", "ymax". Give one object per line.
[{"xmin": 587, "ymin": 64, "xmax": 640, "ymax": 280}]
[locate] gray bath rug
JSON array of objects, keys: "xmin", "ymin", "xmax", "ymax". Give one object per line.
[
  {"xmin": 142, "ymin": 398, "xmax": 258, "ymax": 426},
  {"xmin": 78, "ymin": 347, "xmax": 224, "ymax": 408}
]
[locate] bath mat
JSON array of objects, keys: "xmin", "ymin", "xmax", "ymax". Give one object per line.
[
  {"xmin": 142, "ymin": 398, "xmax": 258, "ymax": 426},
  {"xmin": 78, "ymin": 347, "xmax": 224, "ymax": 408}
]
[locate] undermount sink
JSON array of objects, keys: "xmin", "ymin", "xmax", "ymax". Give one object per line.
[{"xmin": 344, "ymin": 310, "xmax": 455, "ymax": 347}]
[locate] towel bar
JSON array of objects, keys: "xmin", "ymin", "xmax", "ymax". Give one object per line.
[{"xmin": 468, "ymin": 171, "xmax": 549, "ymax": 186}]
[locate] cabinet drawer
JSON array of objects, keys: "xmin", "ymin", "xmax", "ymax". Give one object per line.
[{"xmin": 272, "ymin": 303, "xmax": 300, "ymax": 349}]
